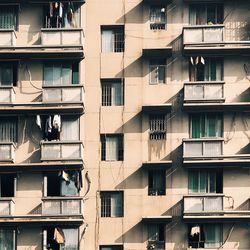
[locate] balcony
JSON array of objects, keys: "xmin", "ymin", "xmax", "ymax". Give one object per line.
[
  {"xmin": 43, "ymin": 85, "xmax": 84, "ymax": 104},
  {"xmin": 41, "ymin": 28, "xmax": 83, "ymax": 46},
  {"xmin": 183, "ymin": 25, "xmax": 224, "ymax": 45},
  {"xmin": 0, "ymin": 87, "xmax": 15, "ymax": 103},
  {"xmin": 0, "ymin": 199, "xmax": 14, "ymax": 216},
  {"xmin": 0, "ymin": 142, "xmax": 16, "ymax": 162},
  {"xmin": 183, "ymin": 138, "xmax": 223, "ymax": 159},
  {"xmin": 41, "ymin": 141, "xmax": 83, "ymax": 161},
  {"xmin": 184, "ymin": 194, "xmax": 223, "ymax": 214},
  {"xmin": 42, "ymin": 197, "xmax": 82, "ymax": 216},
  {"xmin": 183, "ymin": 25, "xmax": 250, "ymax": 56},
  {"xmin": 184, "ymin": 81, "xmax": 225, "ymax": 103},
  {"xmin": 0, "ymin": 29, "xmax": 16, "ymax": 46}
]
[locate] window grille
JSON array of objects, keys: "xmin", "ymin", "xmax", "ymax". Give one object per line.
[
  {"xmin": 0, "ymin": 7, "xmax": 17, "ymax": 30},
  {"xmin": 101, "ymin": 134, "xmax": 124, "ymax": 161},
  {"xmin": 101, "ymin": 80, "xmax": 123, "ymax": 106},
  {"xmin": 149, "ymin": 115, "xmax": 166, "ymax": 140},
  {"xmin": 101, "ymin": 192, "xmax": 123, "ymax": 217},
  {"xmin": 150, "ymin": 6, "xmax": 166, "ymax": 30},
  {"xmin": 149, "ymin": 60, "xmax": 166, "ymax": 84},
  {"xmin": 101, "ymin": 27, "xmax": 124, "ymax": 53}
]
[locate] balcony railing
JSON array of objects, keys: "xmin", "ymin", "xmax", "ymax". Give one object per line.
[
  {"xmin": 184, "ymin": 81, "xmax": 224, "ymax": 102},
  {"xmin": 148, "ymin": 241, "xmax": 165, "ymax": 250},
  {"xmin": 42, "ymin": 197, "xmax": 82, "ymax": 215},
  {"xmin": 0, "ymin": 199, "xmax": 14, "ymax": 216},
  {"xmin": 184, "ymin": 195, "xmax": 223, "ymax": 213},
  {"xmin": 0, "ymin": 29, "xmax": 16, "ymax": 46},
  {"xmin": 0, "ymin": 87, "xmax": 15, "ymax": 103},
  {"xmin": 183, "ymin": 25, "xmax": 224, "ymax": 45},
  {"xmin": 41, "ymin": 141, "xmax": 83, "ymax": 161},
  {"xmin": 183, "ymin": 138, "xmax": 223, "ymax": 158},
  {"xmin": 0, "ymin": 142, "xmax": 16, "ymax": 162},
  {"xmin": 41, "ymin": 28, "xmax": 83, "ymax": 46},
  {"xmin": 42, "ymin": 85, "xmax": 83, "ymax": 103}
]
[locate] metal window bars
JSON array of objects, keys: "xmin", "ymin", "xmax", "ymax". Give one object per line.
[{"xmin": 149, "ymin": 115, "xmax": 167, "ymax": 140}]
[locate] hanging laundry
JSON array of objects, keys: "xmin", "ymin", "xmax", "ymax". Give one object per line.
[
  {"xmin": 53, "ymin": 115, "xmax": 61, "ymax": 132},
  {"xmin": 36, "ymin": 115, "xmax": 41, "ymax": 130},
  {"xmin": 190, "ymin": 57, "xmax": 195, "ymax": 65},
  {"xmin": 200, "ymin": 56, "xmax": 205, "ymax": 65},
  {"xmin": 62, "ymin": 171, "xmax": 70, "ymax": 182},
  {"xmin": 54, "ymin": 227, "xmax": 65, "ymax": 244},
  {"xmin": 190, "ymin": 225, "xmax": 200, "ymax": 236},
  {"xmin": 45, "ymin": 116, "xmax": 52, "ymax": 138},
  {"xmin": 59, "ymin": 3, "xmax": 63, "ymax": 18},
  {"xmin": 49, "ymin": 2, "xmax": 53, "ymax": 17}
]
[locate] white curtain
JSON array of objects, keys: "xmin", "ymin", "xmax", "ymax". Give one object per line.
[
  {"xmin": 106, "ymin": 136, "xmax": 119, "ymax": 161},
  {"xmin": 61, "ymin": 117, "xmax": 79, "ymax": 141},
  {"xmin": 0, "ymin": 118, "xmax": 17, "ymax": 142},
  {"xmin": 204, "ymin": 224, "xmax": 221, "ymax": 248},
  {"xmin": 111, "ymin": 192, "xmax": 122, "ymax": 217},
  {"xmin": 102, "ymin": 30, "xmax": 114, "ymax": 52},
  {"xmin": 112, "ymin": 82, "xmax": 122, "ymax": 105},
  {"xmin": 62, "ymin": 228, "xmax": 78, "ymax": 250}
]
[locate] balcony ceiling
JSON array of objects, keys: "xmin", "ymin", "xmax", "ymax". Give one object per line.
[
  {"xmin": 183, "ymin": 102, "xmax": 250, "ymax": 112},
  {"xmin": 142, "ymin": 216, "xmax": 172, "ymax": 223},
  {"xmin": 143, "ymin": 0, "xmax": 172, "ymax": 4},
  {"xmin": 142, "ymin": 47, "xmax": 172, "ymax": 59},
  {"xmin": 142, "ymin": 103, "xmax": 172, "ymax": 114},
  {"xmin": 184, "ymin": 214, "xmax": 250, "ymax": 222},
  {"xmin": 142, "ymin": 161, "xmax": 172, "ymax": 169}
]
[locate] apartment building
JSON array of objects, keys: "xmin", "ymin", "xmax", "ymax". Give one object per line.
[
  {"xmin": 84, "ymin": 0, "xmax": 250, "ymax": 250},
  {"xmin": 0, "ymin": 0, "xmax": 85, "ymax": 249},
  {"xmin": 0, "ymin": 0, "xmax": 249, "ymax": 250}
]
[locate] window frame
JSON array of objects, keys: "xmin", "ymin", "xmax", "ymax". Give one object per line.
[
  {"xmin": 101, "ymin": 26, "xmax": 125, "ymax": 53},
  {"xmin": 0, "ymin": 228, "xmax": 16, "ymax": 250},
  {"xmin": 0, "ymin": 5, "xmax": 19, "ymax": 31},
  {"xmin": 149, "ymin": 114, "xmax": 167, "ymax": 140},
  {"xmin": 101, "ymin": 134, "xmax": 124, "ymax": 161},
  {"xmin": 149, "ymin": 5, "xmax": 167, "ymax": 30},
  {"xmin": 148, "ymin": 169, "xmax": 166, "ymax": 196},
  {"xmin": 149, "ymin": 59, "xmax": 166, "ymax": 84},
  {"xmin": 100, "ymin": 191, "xmax": 124, "ymax": 218},
  {"xmin": 101, "ymin": 79, "xmax": 124, "ymax": 106}
]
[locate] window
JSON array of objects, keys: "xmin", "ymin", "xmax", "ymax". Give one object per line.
[
  {"xmin": 0, "ymin": 229, "xmax": 15, "ymax": 250},
  {"xmin": 188, "ymin": 169, "xmax": 222, "ymax": 194},
  {"xmin": 0, "ymin": 63, "xmax": 17, "ymax": 86},
  {"xmin": 100, "ymin": 246, "xmax": 123, "ymax": 250},
  {"xmin": 100, "ymin": 191, "xmax": 123, "ymax": 217},
  {"xmin": 189, "ymin": 57, "xmax": 223, "ymax": 82},
  {"xmin": 101, "ymin": 26, "xmax": 124, "ymax": 53},
  {"xmin": 189, "ymin": 4, "xmax": 223, "ymax": 25},
  {"xmin": 149, "ymin": 59, "xmax": 166, "ymax": 84},
  {"xmin": 44, "ymin": 3, "xmax": 80, "ymax": 28},
  {"xmin": 61, "ymin": 116, "xmax": 79, "ymax": 141},
  {"xmin": 0, "ymin": 7, "xmax": 17, "ymax": 30},
  {"xmin": 148, "ymin": 170, "xmax": 166, "ymax": 195},
  {"xmin": 44, "ymin": 62, "xmax": 79, "ymax": 86},
  {"xmin": 101, "ymin": 134, "xmax": 123, "ymax": 161},
  {"xmin": 0, "ymin": 174, "xmax": 16, "ymax": 197},
  {"xmin": 188, "ymin": 224, "xmax": 222, "ymax": 248},
  {"xmin": 148, "ymin": 224, "xmax": 165, "ymax": 249},
  {"xmin": 0, "ymin": 117, "xmax": 18, "ymax": 143},
  {"xmin": 101, "ymin": 79, "xmax": 123, "ymax": 106},
  {"xmin": 44, "ymin": 227, "xmax": 79, "ymax": 250},
  {"xmin": 150, "ymin": 6, "xmax": 166, "ymax": 30},
  {"xmin": 149, "ymin": 115, "xmax": 166, "ymax": 140},
  {"xmin": 45, "ymin": 171, "xmax": 81, "ymax": 197},
  {"xmin": 190, "ymin": 114, "xmax": 222, "ymax": 138}
]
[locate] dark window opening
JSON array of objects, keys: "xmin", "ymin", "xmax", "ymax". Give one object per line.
[
  {"xmin": 100, "ymin": 246, "xmax": 123, "ymax": 250},
  {"xmin": 0, "ymin": 174, "xmax": 15, "ymax": 197},
  {"xmin": 0, "ymin": 62, "xmax": 18, "ymax": 87},
  {"xmin": 189, "ymin": 4, "xmax": 223, "ymax": 25},
  {"xmin": 148, "ymin": 170, "xmax": 166, "ymax": 196},
  {"xmin": 148, "ymin": 224, "xmax": 165, "ymax": 249},
  {"xmin": 101, "ymin": 134, "xmax": 124, "ymax": 161},
  {"xmin": 44, "ymin": 3, "xmax": 80, "ymax": 28},
  {"xmin": 150, "ymin": 6, "xmax": 166, "ymax": 30},
  {"xmin": 0, "ymin": 117, "xmax": 18, "ymax": 143}
]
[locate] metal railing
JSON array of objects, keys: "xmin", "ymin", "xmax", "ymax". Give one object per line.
[
  {"xmin": 183, "ymin": 25, "xmax": 224, "ymax": 45},
  {"xmin": 0, "ymin": 29, "xmax": 16, "ymax": 46},
  {"xmin": 184, "ymin": 194, "xmax": 224, "ymax": 213},
  {"xmin": 184, "ymin": 81, "xmax": 224, "ymax": 102},
  {"xmin": 42, "ymin": 85, "xmax": 83, "ymax": 103},
  {"xmin": 41, "ymin": 141, "xmax": 83, "ymax": 161},
  {"xmin": 41, "ymin": 28, "xmax": 83, "ymax": 46},
  {"xmin": 183, "ymin": 138, "xmax": 223, "ymax": 158},
  {"xmin": 0, "ymin": 199, "xmax": 14, "ymax": 216},
  {"xmin": 148, "ymin": 241, "xmax": 165, "ymax": 250},
  {"xmin": 0, "ymin": 142, "xmax": 15, "ymax": 162},
  {"xmin": 0, "ymin": 86, "xmax": 15, "ymax": 103},
  {"xmin": 42, "ymin": 197, "xmax": 82, "ymax": 215}
]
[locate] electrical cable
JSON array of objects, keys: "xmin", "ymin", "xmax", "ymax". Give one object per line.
[{"xmin": 25, "ymin": 65, "xmax": 43, "ymax": 91}]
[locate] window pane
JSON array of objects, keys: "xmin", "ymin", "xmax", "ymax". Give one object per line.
[
  {"xmin": 106, "ymin": 136, "xmax": 119, "ymax": 161},
  {"xmin": 61, "ymin": 117, "xmax": 79, "ymax": 141},
  {"xmin": 188, "ymin": 171, "xmax": 199, "ymax": 193},
  {"xmin": 62, "ymin": 64, "xmax": 72, "ymax": 85},
  {"xmin": 102, "ymin": 30, "xmax": 114, "ymax": 52},
  {"xmin": 204, "ymin": 224, "xmax": 221, "ymax": 248},
  {"xmin": 209, "ymin": 172, "xmax": 216, "ymax": 193},
  {"xmin": 0, "ymin": 8, "xmax": 16, "ymax": 29},
  {"xmin": 0, "ymin": 229, "xmax": 14, "ymax": 250},
  {"xmin": 62, "ymin": 228, "xmax": 78, "ymax": 250},
  {"xmin": 1, "ymin": 64, "xmax": 13, "ymax": 86},
  {"xmin": 199, "ymin": 171, "xmax": 207, "ymax": 193},
  {"xmin": 148, "ymin": 224, "xmax": 159, "ymax": 241},
  {"xmin": 0, "ymin": 117, "xmax": 17, "ymax": 142},
  {"xmin": 191, "ymin": 115, "xmax": 201, "ymax": 138}
]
